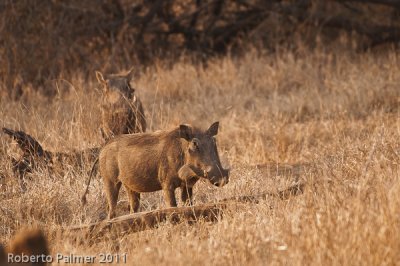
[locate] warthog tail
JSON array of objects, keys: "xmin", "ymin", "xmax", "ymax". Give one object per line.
[{"xmin": 81, "ymin": 156, "xmax": 99, "ymax": 206}]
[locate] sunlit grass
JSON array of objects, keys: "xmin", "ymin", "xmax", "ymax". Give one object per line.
[{"xmin": 1, "ymin": 49, "xmax": 399, "ymax": 265}]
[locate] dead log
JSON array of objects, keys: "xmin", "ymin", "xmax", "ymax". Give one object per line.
[
  {"xmin": 67, "ymin": 182, "xmax": 305, "ymax": 242},
  {"xmin": 69, "ymin": 203, "xmax": 226, "ymax": 241}
]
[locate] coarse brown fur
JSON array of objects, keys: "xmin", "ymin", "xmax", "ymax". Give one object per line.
[
  {"xmin": 82, "ymin": 122, "xmax": 229, "ymax": 219},
  {"xmin": 96, "ymin": 69, "xmax": 146, "ymax": 140},
  {"xmin": 0, "ymin": 228, "xmax": 48, "ymax": 266}
]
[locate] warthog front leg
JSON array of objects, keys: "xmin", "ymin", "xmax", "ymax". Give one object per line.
[
  {"xmin": 178, "ymin": 165, "xmax": 199, "ymax": 206},
  {"xmin": 163, "ymin": 184, "xmax": 177, "ymax": 208},
  {"xmin": 181, "ymin": 186, "xmax": 193, "ymax": 206}
]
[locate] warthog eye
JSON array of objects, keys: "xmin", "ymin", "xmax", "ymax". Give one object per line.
[
  {"xmin": 190, "ymin": 139, "xmax": 200, "ymax": 152},
  {"xmin": 193, "ymin": 140, "xmax": 199, "ymax": 149}
]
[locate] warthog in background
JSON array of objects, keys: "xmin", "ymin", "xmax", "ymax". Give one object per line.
[
  {"xmin": 82, "ymin": 122, "xmax": 229, "ymax": 219},
  {"xmin": 2, "ymin": 128, "xmax": 99, "ymax": 191},
  {"xmin": 96, "ymin": 69, "xmax": 146, "ymax": 140}
]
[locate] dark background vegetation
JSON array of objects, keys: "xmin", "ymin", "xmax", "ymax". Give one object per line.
[{"xmin": 2, "ymin": 0, "xmax": 400, "ymax": 97}]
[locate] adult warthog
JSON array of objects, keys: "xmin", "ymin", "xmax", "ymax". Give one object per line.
[
  {"xmin": 82, "ymin": 122, "xmax": 229, "ymax": 219},
  {"xmin": 96, "ymin": 68, "xmax": 146, "ymax": 140}
]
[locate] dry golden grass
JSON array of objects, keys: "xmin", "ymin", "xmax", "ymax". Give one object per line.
[{"xmin": 0, "ymin": 49, "xmax": 399, "ymax": 265}]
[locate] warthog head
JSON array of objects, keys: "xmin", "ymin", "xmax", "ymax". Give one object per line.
[
  {"xmin": 96, "ymin": 68, "xmax": 136, "ymax": 101},
  {"xmin": 179, "ymin": 122, "xmax": 229, "ymax": 187}
]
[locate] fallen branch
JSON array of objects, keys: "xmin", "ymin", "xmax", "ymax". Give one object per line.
[
  {"xmin": 67, "ymin": 182, "xmax": 305, "ymax": 241},
  {"xmin": 69, "ymin": 203, "xmax": 225, "ymax": 241}
]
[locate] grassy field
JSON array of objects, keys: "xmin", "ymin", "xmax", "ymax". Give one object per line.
[{"xmin": 0, "ymin": 49, "xmax": 399, "ymax": 265}]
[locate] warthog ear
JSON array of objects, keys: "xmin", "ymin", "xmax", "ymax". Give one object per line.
[
  {"xmin": 96, "ymin": 71, "xmax": 107, "ymax": 86},
  {"xmin": 206, "ymin": 121, "xmax": 219, "ymax": 136},
  {"xmin": 179, "ymin": 124, "xmax": 193, "ymax": 141}
]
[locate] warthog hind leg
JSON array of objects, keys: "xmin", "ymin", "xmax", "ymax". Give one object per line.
[
  {"xmin": 105, "ymin": 180, "xmax": 122, "ymax": 219},
  {"xmin": 126, "ymin": 187, "xmax": 140, "ymax": 213}
]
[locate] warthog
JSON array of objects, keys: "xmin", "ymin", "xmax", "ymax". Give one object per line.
[
  {"xmin": 2, "ymin": 127, "xmax": 99, "ymax": 191},
  {"xmin": 82, "ymin": 122, "xmax": 229, "ymax": 219},
  {"xmin": 0, "ymin": 228, "xmax": 48, "ymax": 266},
  {"xmin": 96, "ymin": 69, "xmax": 146, "ymax": 140}
]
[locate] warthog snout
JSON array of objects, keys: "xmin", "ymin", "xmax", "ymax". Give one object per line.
[{"xmin": 206, "ymin": 167, "xmax": 230, "ymax": 187}]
